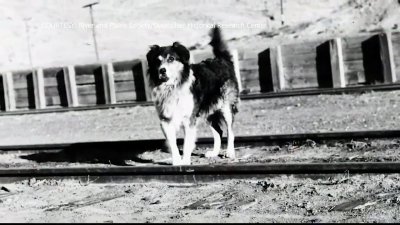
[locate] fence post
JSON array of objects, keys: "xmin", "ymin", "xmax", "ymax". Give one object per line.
[
  {"xmin": 141, "ymin": 59, "xmax": 152, "ymax": 101},
  {"xmin": 2, "ymin": 72, "xmax": 16, "ymax": 111},
  {"xmin": 231, "ymin": 49, "xmax": 243, "ymax": 93},
  {"xmin": 32, "ymin": 68, "xmax": 46, "ymax": 109},
  {"xmin": 102, "ymin": 62, "xmax": 117, "ymax": 104},
  {"xmin": 63, "ymin": 65, "xmax": 79, "ymax": 107},
  {"xmin": 329, "ymin": 38, "xmax": 346, "ymax": 88},
  {"xmin": 379, "ymin": 32, "xmax": 397, "ymax": 83}
]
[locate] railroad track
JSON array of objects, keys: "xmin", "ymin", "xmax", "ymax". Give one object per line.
[
  {"xmin": 1, "ymin": 82, "xmax": 400, "ymax": 117},
  {"xmin": 1, "ymin": 129, "xmax": 400, "ymax": 184}
]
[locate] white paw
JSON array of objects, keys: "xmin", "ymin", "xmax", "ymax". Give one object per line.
[
  {"xmin": 172, "ymin": 157, "xmax": 183, "ymax": 166},
  {"xmin": 205, "ymin": 150, "xmax": 219, "ymax": 158},
  {"xmin": 225, "ymin": 148, "xmax": 236, "ymax": 159},
  {"xmin": 172, "ymin": 160, "xmax": 185, "ymax": 166},
  {"xmin": 181, "ymin": 158, "xmax": 192, "ymax": 166}
]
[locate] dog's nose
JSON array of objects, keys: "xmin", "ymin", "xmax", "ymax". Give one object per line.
[{"xmin": 159, "ymin": 68, "xmax": 166, "ymax": 74}]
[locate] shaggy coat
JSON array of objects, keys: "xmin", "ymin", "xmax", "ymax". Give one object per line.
[{"xmin": 145, "ymin": 27, "xmax": 240, "ymax": 166}]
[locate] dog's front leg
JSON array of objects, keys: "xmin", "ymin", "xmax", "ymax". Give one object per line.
[
  {"xmin": 160, "ymin": 120, "xmax": 182, "ymax": 166},
  {"xmin": 181, "ymin": 119, "xmax": 198, "ymax": 165}
]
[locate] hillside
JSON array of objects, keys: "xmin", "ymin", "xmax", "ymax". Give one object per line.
[{"xmin": 0, "ymin": 0, "xmax": 399, "ymax": 71}]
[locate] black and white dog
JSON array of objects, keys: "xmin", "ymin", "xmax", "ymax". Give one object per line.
[{"xmin": 145, "ymin": 27, "xmax": 240, "ymax": 166}]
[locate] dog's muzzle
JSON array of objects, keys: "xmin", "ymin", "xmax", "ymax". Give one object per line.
[{"xmin": 159, "ymin": 68, "xmax": 169, "ymax": 81}]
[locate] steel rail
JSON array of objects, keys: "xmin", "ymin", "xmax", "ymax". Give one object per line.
[
  {"xmin": 1, "ymin": 83, "xmax": 400, "ymax": 117},
  {"xmin": 0, "ymin": 162, "xmax": 399, "ymax": 184},
  {"xmin": 0, "ymin": 129, "xmax": 399, "ymax": 152}
]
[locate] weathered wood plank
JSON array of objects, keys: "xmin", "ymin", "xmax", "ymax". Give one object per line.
[
  {"xmin": 343, "ymin": 51, "xmax": 364, "ymax": 61},
  {"xmin": 330, "ymin": 38, "xmax": 346, "ymax": 88},
  {"xmin": 231, "ymin": 49, "xmax": 242, "ymax": 92},
  {"xmin": 379, "ymin": 32, "xmax": 396, "ymax": 83},
  {"xmin": 270, "ymin": 46, "xmax": 285, "ymax": 90},
  {"xmin": 45, "ymin": 96, "xmax": 62, "ymax": 106},
  {"xmin": 75, "ymin": 74, "xmax": 95, "ymax": 85},
  {"xmin": 15, "ymin": 98, "xmax": 30, "ymax": 109},
  {"xmin": 241, "ymin": 79, "xmax": 261, "ymax": 93},
  {"xmin": 14, "ymin": 88, "xmax": 30, "ymax": 98},
  {"xmin": 42, "ymin": 67, "xmax": 67, "ymax": 107},
  {"xmin": 1, "ymin": 72, "xmax": 16, "ymax": 111},
  {"xmin": 240, "ymin": 69, "xmax": 259, "ymax": 82},
  {"xmin": 140, "ymin": 59, "xmax": 152, "ymax": 101},
  {"xmin": 258, "ymin": 47, "xmax": 285, "ymax": 92},
  {"xmin": 115, "ymin": 81, "xmax": 135, "ymax": 93},
  {"xmin": 345, "ymin": 60, "xmax": 364, "ymax": 72},
  {"xmin": 63, "ymin": 65, "xmax": 79, "ymax": 107},
  {"xmin": 286, "ymin": 76, "xmax": 319, "ymax": 89},
  {"xmin": 281, "ymin": 42, "xmax": 319, "ymax": 55},
  {"xmin": 44, "ymin": 77, "xmax": 58, "ymax": 87},
  {"xmin": 44, "ymin": 86, "xmax": 62, "ymax": 97},
  {"xmin": 12, "ymin": 70, "xmax": 34, "ymax": 90},
  {"xmin": 114, "ymin": 71, "xmax": 134, "ymax": 82},
  {"xmin": 75, "ymin": 64, "xmax": 102, "ymax": 75},
  {"xmin": 32, "ymin": 68, "xmax": 46, "ymax": 109},
  {"xmin": 283, "ymin": 65, "xmax": 317, "ymax": 75},
  {"xmin": 113, "ymin": 60, "xmax": 141, "ymax": 72},
  {"xmin": 342, "ymin": 35, "xmax": 372, "ymax": 49},
  {"xmin": 241, "ymin": 51, "xmax": 258, "ymax": 60},
  {"xmin": 346, "ymin": 71, "xmax": 366, "ymax": 84},
  {"xmin": 78, "ymin": 94, "xmax": 98, "ymax": 106},
  {"xmin": 239, "ymin": 58, "xmax": 258, "ymax": 71},
  {"xmin": 283, "ymin": 52, "xmax": 317, "ymax": 62},
  {"xmin": 102, "ymin": 63, "xmax": 116, "ymax": 104},
  {"xmin": 282, "ymin": 58, "xmax": 316, "ymax": 68},
  {"xmin": 77, "ymin": 84, "xmax": 97, "ymax": 95},
  {"xmin": 394, "ymin": 33, "xmax": 400, "ymax": 78},
  {"xmin": 43, "ymin": 67, "xmax": 63, "ymax": 78},
  {"xmin": 44, "ymin": 86, "xmax": 63, "ymax": 106},
  {"xmin": 116, "ymin": 90, "xmax": 137, "ymax": 103}
]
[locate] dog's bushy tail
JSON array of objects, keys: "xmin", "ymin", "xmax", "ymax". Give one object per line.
[{"xmin": 209, "ymin": 27, "xmax": 232, "ymax": 61}]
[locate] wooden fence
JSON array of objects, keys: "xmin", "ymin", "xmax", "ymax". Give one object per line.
[{"xmin": 0, "ymin": 32, "xmax": 399, "ymax": 111}]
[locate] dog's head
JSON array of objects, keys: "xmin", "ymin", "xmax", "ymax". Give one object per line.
[{"xmin": 146, "ymin": 42, "xmax": 190, "ymax": 86}]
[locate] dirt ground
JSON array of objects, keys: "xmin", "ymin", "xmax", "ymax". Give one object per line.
[
  {"xmin": 0, "ymin": 90, "xmax": 400, "ymax": 222},
  {"xmin": 0, "ymin": 138, "xmax": 399, "ymax": 168},
  {"xmin": 0, "ymin": 95, "xmax": 398, "ymax": 223},
  {"xmin": 0, "ymin": 174, "xmax": 400, "ymax": 223},
  {"xmin": 0, "ymin": 90, "xmax": 399, "ymax": 146}
]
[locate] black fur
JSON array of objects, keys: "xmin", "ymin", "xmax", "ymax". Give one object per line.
[
  {"xmin": 146, "ymin": 43, "xmax": 191, "ymax": 87},
  {"xmin": 146, "ymin": 26, "xmax": 239, "ymax": 126}
]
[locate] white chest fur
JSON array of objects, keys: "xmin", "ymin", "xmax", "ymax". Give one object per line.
[{"xmin": 152, "ymin": 75, "xmax": 196, "ymax": 129}]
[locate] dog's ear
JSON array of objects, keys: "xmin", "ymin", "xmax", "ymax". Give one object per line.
[
  {"xmin": 172, "ymin": 42, "xmax": 190, "ymax": 63},
  {"xmin": 146, "ymin": 45, "xmax": 160, "ymax": 64}
]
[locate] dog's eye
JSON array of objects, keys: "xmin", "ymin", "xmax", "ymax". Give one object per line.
[{"xmin": 167, "ymin": 56, "xmax": 174, "ymax": 62}]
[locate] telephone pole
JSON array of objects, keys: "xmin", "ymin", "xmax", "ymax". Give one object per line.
[
  {"xmin": 280, "ymin": 0, "xmax": 284, "ymax": 26},
  {"xmin": 23, "ymin": 17, "xmax": 33, "ymax": 67},
  {"xmin": 83, "ymin": 2, "xmax": 100, "ymax": 61}
]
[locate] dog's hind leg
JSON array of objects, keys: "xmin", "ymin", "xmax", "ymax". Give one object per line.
[
  {"xmin": 221, "ymin": 104, "xmax": 236, "ymax": 159},
  {"xmin": 205, "ymin": 112, "xmax": 223, "ymax": 158},
  {"xmin": 160, "ymin": 120, "xmax": 183, "ymax": 166}
]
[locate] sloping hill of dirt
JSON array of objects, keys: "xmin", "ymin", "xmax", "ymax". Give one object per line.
[{"xmin": 0, "ymin": 0, "xmax": 398, "ymax": 71}]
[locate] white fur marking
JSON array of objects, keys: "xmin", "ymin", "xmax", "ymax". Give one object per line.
[
  {"xmin": 160, "ymin": 120, "xmax": 182, "ymax": 165},
  {"xmin": 205, "ymin": 125, "xmax": 222, "ymax": 158},
  {"xmin": 152, "ymin": 70, "xmax": 197, "ymax": 165},
  {"xmin": 182, "ymin": 123, "xmax": 197, "ymax": 165},
  {"xmin": 222, "ymin": 103, "xmax": 235, "ymax": 159}
]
